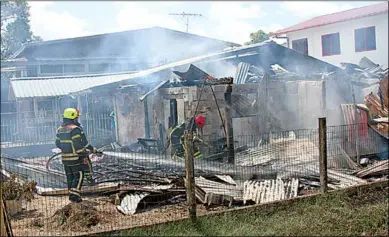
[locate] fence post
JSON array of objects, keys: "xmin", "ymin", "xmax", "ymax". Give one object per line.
[
  {"xmin": 318, "ymin": 117, "xmax": 328, "ymax": 194},
  {"xmin": 224, "ymin": 84, "xmax": 235, "ymax": 164},
  {"xmin": 184, "ymin": 130, "xmax": 197, "ymax": 221}
]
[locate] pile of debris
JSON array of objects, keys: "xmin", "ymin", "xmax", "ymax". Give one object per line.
[
  {"xmin": 49, "ymin": 201, "xmax": 103, "ymax": 231},
  {"xmin": 356, "ymin": 160, "xmax": 389, "ymax": 178},
  {"xmin": 171, "ymin": 64, "xmax": 234, "ymax": 86},
  {"xmin": 341, "ymin": 57, "xmax": 388, "ymax": 79},
  {"xmin": 365, "ymin": 73, "xmax": 388, "ymax": 138}
]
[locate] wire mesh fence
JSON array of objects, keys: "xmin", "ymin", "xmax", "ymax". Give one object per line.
[
  {"xmin": 0, "ymin": 111, "xmax": 114, "ymax": 148},
  {"xmin": 1, "ymin": 122, "xmax": 387, "ymax": 236}
]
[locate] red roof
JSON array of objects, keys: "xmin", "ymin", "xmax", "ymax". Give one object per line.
[{"xmin": 274, "ymin": 2, "xmax": 388, "ymax": 36}]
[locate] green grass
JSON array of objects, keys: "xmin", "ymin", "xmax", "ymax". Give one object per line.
[{"xmin": 110, "ymin": 184, "xmax": 389, "ymax": 236}]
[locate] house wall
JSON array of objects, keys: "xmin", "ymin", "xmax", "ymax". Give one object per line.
[
  {"xmin": 114, "ymin": 89, "xmax": 146, "ymax": 145},
  {"xmin": 287, "ymin": 13, "xmax": 388, "ymax": 68},
  {"xmin": 115, "ymin": 80, "xmax": 339, "ymax": 148}
]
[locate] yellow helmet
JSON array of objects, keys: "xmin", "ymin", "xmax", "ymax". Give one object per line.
[{"xmin": 63, "ymin": 108, "xmax": 79, "ymax": 119}]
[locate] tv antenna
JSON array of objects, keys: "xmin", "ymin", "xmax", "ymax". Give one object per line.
[{"xmin": 169, "ymin": 12, "xmax": 204, "ymax": 33}]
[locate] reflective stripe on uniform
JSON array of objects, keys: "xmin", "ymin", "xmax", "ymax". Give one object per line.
[
  {"xmin": 62, "ymin": 156, "xmax": 80, "ymax": 161},
  {"xmin": 76, "ymin": 148, "xmax": 86, "ymax": 153},
  {"xmin": 71, "ymin": 134, "xmax": 81, "ymax": 139},
  {"xmin": 194, "ymin": 151, "xmax": 201, "ymax": 158},
  {"xmin": 76, "ymin": 171, "xmax": 83, "ymax": 190},
  {"xmin": 58, "ymin": 140, "xmax": 76, "ymax": 154},
  {"xmin": 69, "ymin": 189, "xmax": 81, "ymax": 197}
]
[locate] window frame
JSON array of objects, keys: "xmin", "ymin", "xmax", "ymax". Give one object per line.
[
  {"xmin": 354, "ymin": 26, "xmax": 376, "ymax": 52},
  {"xmin": 63, "ymin": 64, "xmax": 86, "ymax": 74},
  {"xmin": 88, "ymin": 63, "xmax": 110, "ymax": 73},
  {"xmin": 39, "ymin": 64, "xmax": 64, "ymax": 75},
  {"xmin": 292, "ymin": 38, "xmax": 309, "ymax": 55},
  {"xmin": 321, "ymin": 32, "xmax": 341, "ymax": 57}
]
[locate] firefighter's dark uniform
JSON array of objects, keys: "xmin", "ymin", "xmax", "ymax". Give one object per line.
[
  {"xmin": 169, "ymin": 121, "xmax": 202, "ymax": 159},
  {"xmin": 55, "ymin": 119, "xmax": 95, "ymax": 202}
]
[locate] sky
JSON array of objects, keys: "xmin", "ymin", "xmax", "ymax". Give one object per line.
[{"xmin": 28, "ymin": 1, "xmax": 384, "ymax": 45}]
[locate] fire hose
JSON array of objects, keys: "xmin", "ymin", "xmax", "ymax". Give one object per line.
[
  {"xmin": 45, "ymin": 144, "xmax": 109, "ymax": 175},
  {"xmin": 45, "ymin": 151, "xmax": 103, "ymax": 172}
]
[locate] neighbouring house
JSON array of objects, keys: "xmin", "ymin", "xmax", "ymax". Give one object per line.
[
  {"xmin": 272, "ymin": 2, "xmax": 388, "ymax": 68},
  {"xmin": 1, "ymin": 26, "xmax": 238, "ymax": 78},
  {"xmin": 0, "ymin": 26, "xmax": 239, "ymax": 114}
]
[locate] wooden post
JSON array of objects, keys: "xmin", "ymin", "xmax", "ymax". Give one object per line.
[
  {"xmin": 1, "ymin": 187, "xmax": 13, "ymax": 237},
  {"xmin": 319, "ymin": 117, "xmax": 328, "ymax": 194},
  {"xmin": 113, "ymin": 94, "xmax": 120, "ymax": 144},
  {"xmin": 351, "ymin": 84, "xmax": 360, "ymax": 165},
  {"xmin": 144, "ymin": 98, "xmax": 150, "ymax": 139},
  {"xmin": 0, "ymin": 199, "xmax": 6, "ymax": 237},
  {"xmin": 33, "ymin": 98, "xmax": 39, "ymax": 118},
  {"xmin": 184, "ymin": 131, "xmax": 197, "ymax": 221},
  {"xmin": 224, "ymin": 84, "xmax": 235, "ymax": 164}
]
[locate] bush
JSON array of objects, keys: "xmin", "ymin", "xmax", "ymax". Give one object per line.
[{"xmin": 1, "ymin": 174, "xmax": 37, "ymax": 201}]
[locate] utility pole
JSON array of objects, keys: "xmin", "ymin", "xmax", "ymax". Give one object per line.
[{"xmin": 169, "ymin": 12, "xmax": 203, "ymax": 33}]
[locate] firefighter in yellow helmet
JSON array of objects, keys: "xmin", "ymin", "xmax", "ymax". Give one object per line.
[{"xmin": 55, "ymin": 108, "xmax": 97, "ymax": 203}]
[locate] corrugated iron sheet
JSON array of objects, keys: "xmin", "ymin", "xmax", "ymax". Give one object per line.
[
  {"xmin": 195, "ymin": 176, "xmax": 243, "ymax": 200},
  {"xmin": 117, "ymin": 192, "xmax": 149, "ymax": 215},
  {"xmin": 341, "ymin": 104, "xmax": 369, "ymax": 140},
  {"xmin": 234, "ymin": 62, "xmax": 251, "ymax": 84},
  {"xmin": 172, "ymin": 64, "xmax": 213, "ymax": 82},
  {"xmin": 11, "ymin": 72, "xmax": 138, "ymax": 98},
  {"xmin": 243, "ymin": 178, "xmax": 299, "ymax": 204}
]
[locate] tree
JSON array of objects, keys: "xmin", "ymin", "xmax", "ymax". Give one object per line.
[
  {"xmin": 1, "ymin": 0, "xmax": 42, "ymax": 59},
  {"xmin": 245, "ymin": 30, "xmax": 274, "ymax": 45}
]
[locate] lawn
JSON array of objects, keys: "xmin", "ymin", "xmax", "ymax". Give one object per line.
[{"xmin": 108, "ymin": 183, "xmax": 388, "ymax": 236}]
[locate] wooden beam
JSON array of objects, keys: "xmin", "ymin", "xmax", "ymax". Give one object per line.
[
  {"xmin": 144, "ymin": 98, "xmax": 150, "ymax": 139},
  {"xmin": 225, "ymin": 84, "xmax": 235, "ymax": 164}
]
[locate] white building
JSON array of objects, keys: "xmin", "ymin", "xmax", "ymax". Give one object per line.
[{"xmin": 273, "ymin": 2, "xmax": 388, "ymax": 68}]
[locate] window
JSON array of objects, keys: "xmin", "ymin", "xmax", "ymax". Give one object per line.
[
  {"xmin": 110, "ymin": 63, "xmax": 122, "ymax": 72},
  {"xmin": 40, "ymin": 64, "xmax": 63, "ymax": 74},
  {"xmin": 37, "ymin": 100, "xmax": 54, "ymax": 111},
  {"xmin": 26, "ymin": 65, "xmax": 38, "ymax": 77},
  {"xmin": 292, "ymin": 38, "xmax": 308, "ymax": 55},
  {"xmin": 88, "ymin": 63, "xmax": 109, "ymax": 73},
  {"xmin": 126, "ymin": 63, "xmax": 138, "ymax": 71},
  {"xmin": 64, "ymin": 64, "xmax": 85, "ymax": 73},
  {"xmin": 321, "ymin": 33, "xmax": 341, "ymax": 56},
  {"xmin": 355, "ymin": 26, "xmax": 376, "ymax": 52}
]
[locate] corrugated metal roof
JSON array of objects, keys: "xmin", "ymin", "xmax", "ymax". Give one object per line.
[
  {"xmin": 10, "ymin": 41, "xmax": 341, "ymax": 98},
  {"xmin": 10, "ymin": 42, "xmax": 272, "ymax": 98},
  {"xmin": 11, "ymin": 72, "xmax": 139, "ymax": 98},
  {"xmin": 274, "ymin": 2, "xmax": 388, "ymax": 36}
]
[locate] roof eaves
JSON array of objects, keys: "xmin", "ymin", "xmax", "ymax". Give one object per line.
[{"xmin": 274, "ymin": 5, "xmax": 388, "ymax": 36}]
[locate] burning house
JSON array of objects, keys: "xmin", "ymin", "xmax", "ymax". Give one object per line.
[
  {"xmin": 1, "ymin": 27, "xmax": 239, "ymax": 150},
  {"xmin": 1, "ymin": 38, "xmax": 388, "ymax": 236}
]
